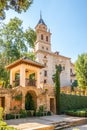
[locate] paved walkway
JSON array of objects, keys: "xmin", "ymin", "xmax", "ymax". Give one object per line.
[
  {"xmin": 6, "ymin": 117, "xmax": 53, "ymax": 130},
  {"xmin": 64, "ymin": 124, "xmax": 87, "ymax": 130},
  {"xmin": 5, "ymin": 115, "xmax": 87, "ymax": 130}
]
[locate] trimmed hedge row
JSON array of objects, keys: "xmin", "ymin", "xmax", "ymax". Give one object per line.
[
  {"xmin": 60, "ymin": 93, "xmax": 87, "ymax": 113},
  {"xmin": 66, "ymin": 108, "xmax": 87, "ymax": 117},
  {"xmin": 6, "ymin": 110, "xmax": 51, "ymax": 120}
]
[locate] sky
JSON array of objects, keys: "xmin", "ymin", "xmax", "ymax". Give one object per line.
[{"xmin": 3, "ymin": 0, "xmax": 87, "ymax": 62}]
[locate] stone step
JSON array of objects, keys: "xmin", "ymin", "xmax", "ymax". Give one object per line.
[
  {"xmin": 53, "ymin": 121, "xmax": 72, "ymax": 130},
  {"xmin": 53, "ymin": 121, "xmax": 70, "ymax": 127},
  {"xmin": 55, "ymin": 124, "xmax": 71, "ymax": 130}
]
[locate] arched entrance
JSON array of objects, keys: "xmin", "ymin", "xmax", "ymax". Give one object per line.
[{"xmin": 25, "ymin": 91, "xmax": 37, "ymax": 110}]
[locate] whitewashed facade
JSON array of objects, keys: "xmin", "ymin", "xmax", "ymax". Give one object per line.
[{"xmin": 34, "ymin": 15, "xmax": 75, "ymax": 87}]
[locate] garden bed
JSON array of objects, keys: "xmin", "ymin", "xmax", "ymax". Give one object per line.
[
  {"xmin": 65, "ymin": 108, "xmax": 87, "ymax": 117},
  {"xmin": 5, "ymin": 110, "xmax": 51, "ymax": 120}
]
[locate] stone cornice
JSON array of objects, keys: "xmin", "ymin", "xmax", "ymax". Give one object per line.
[
  {"xmin": 35, "ymin": 40, "xmax": 51, "ymax": 45},
  {"xmin": 35, "ymin": 50, "xmax": 71, "ymax": 60}
]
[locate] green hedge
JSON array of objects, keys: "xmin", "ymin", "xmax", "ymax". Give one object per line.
[
  {"xmin": 66, "ymin": 108, "xmax": 87, "ymax": 117},
  {"xmin": 60, "ymin": 93, "xmax": 87, "ymax": 113}
]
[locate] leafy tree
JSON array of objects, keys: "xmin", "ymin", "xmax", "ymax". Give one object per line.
[
  {"xmin": 0, "ymin": 17, "xmax": 36, "ymax": 63},
  {"xmin": 0, "ymin": 0, "xmax": 33, "ymax": 20},
  {"xmin": 75, "ymin": 53, "xmax": 87, "ymax": 90},
  {"xmin": 53, "ymin": 65, "xmax": 62, "ymax": 114},
  {"xmin": 25, "ymin": 28, "xmax": 36, "ymax": 49},
  {"xmin": 71, "ymin": 80, "xmax": 78, "ymax": 91},
  {"xmin": 0, "ymin": 17, "xmax": 36, "ymax": 87}
]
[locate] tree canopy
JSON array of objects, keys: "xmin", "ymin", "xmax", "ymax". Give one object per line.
[
  {"xmin": 0, "ymin": 17, "xmax": 36, "ymax": 87},
  {"xmin": 75, "ymin": 53, "xmax": 87, "ymax": 90},
  {"xmin": 0, "ymin": 0, "xmax": 33, "ymax": 20}
]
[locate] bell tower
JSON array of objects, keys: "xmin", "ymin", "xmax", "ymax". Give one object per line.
[
  {"xmin": 34, "ymin": 14, "xmax": 52, "ymax": 85},
  {"xmin": 34, "ymin": 13, "xmax": 51, "ymax": 53}
]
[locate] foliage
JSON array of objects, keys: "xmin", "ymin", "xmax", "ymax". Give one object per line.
[
  {"xmin": 66, "ymin": 108, "xmax": 87, "ymax": 117},
  {"xmin": 6, "ymin": 114, "xmax": 15, "ymax": 120},
  {"xmin": 25, "ymin": 92, "xmax": 35, "ymax": 110},
  {"xmin": 0, "ymin": 109, "xmax": 17, "ymax": 129},
  {"xmin": 29, "ymin": 73, "xmax": 35, "ymax": 80},
  {"xmin": 35, "ymin": 106, "xmax": 51, "ymax": 116},
  {"xmin": 13, "ymin": 93, "xmax": 22, "ymax": 101},
  {"xmin": 0, "ymin": 17, "xmax": 36, "ymax": 87},
  {"xmin": 38, "ymin": 105, "xmax": 44, "ymax": 113},
  {"xmin": 24, "ymin": 27, "xmax": 36, "ymax": 48},
  {"xmin": 0, "ymin": 0, "xmax": 33, "ymax": 20},
  {"xmin": 19, "ymin": 109, "xmax": 27, "ymax": 118},
  {"xmin": 71, "ymin": 80, "xmax": 78, "ymax": 91},
  {"xmin": 35, "ymin": 106, "xmax": 44, "ymax": 117},
  {"xmin": 0, "ymin": 120, "xmax": 7, "ymax": 126},
  {"xmin": 60, "ymin": 93, "xmax": 87, "ymax": 113},
  {"xmin": 75, "ymin": 53, "xmax": 87, "ymax": 90},
  {"xmin": 47, "ymin": 111, "xmax": 51, "ymax": 116},
  {"xmin": 0, "ymin": 120, "xmax": 18, "ymax": 130},
  {"xmin": 71, "ymin": 80, "xmax": 78, "ymax": 87},
  {"xmin": 23, "ymin": 52, "xmax": 35, "ymax": 61},
  {"xmin": 0, "ymin": 107, "xmax": 3, "ymax": 120},
  {"xmin": 53, "ymin": 65, "xmax": 62, "ymax": 115}
]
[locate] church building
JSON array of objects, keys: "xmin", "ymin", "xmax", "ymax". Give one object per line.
[
  {"xmin": 34, "ymin": 14, "xmax": 75, "ymax": 87},
  {"xmin": 0, "ymin": 15, "xmax": 75, "ymax": 114}
]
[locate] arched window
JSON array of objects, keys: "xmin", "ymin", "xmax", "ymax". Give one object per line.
[
  {"xmin": 44, "ymin": 79, "xmax": 47, "ymax": 84},
  {"xmin": 46, "ymin": 47, "xmax": 48, "ymax": 50},
  {"xmin": 63, "ymin": 66, "xmax": 65, "ymax": 70},
  {"xmin": 46, "ymin": 36, "xmax": 48, "ymax": 41},
  {"xmin": 44, "ymin": 55, "xmax": 47, "ymax": 58},
  {"xmin": 41, "ymin": 34, "xmax": 43, "ymax": 40}
]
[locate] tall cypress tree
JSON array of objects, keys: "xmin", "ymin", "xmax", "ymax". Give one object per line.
[{"xmin": 53, "ymin": 65, "xmax": 62, "ymax": 114}]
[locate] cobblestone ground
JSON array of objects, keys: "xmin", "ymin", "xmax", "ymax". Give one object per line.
[{"xmin": 64, "ymin": 124, "xmax": 87, "ymax": 130}]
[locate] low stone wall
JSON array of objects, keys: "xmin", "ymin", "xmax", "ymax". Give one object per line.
[
  {"xmin": 35, "ymin": 125, "xmax": 54, "ymax": 130},
  {"xmin": 71, "ymin": 118, "xmax": 87, "ymax": 126}
]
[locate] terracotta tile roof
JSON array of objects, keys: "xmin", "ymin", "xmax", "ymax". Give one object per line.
[{"xmin": 6, "ymin": 57, "xmax": 45, "ymax": 70}]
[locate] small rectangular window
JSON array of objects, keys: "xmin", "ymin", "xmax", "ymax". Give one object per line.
[
  {"xmin": 44, "ymin": 79, "xmax": 47, "ymax": 83},
  {"xmin": 63, "ymin": 66, "xmax": 65, "ymax": 70},
  {"xmin": 46, "ymin": 36, "xmax": 48, "ymax": 41},
  {"xmin": 41, "ymin": 34, "xmax": 43, "ymax": 40},
  {"xmin": 46, "ymin": 47, "xmax": 48, "ymax": 50},
  {"xmin": 70, "ymin": 69, "xmax": 72, "ymax": 73},
  {"xmin": 70, "ymin": 79, "xmax": 72, "ymax": 83},
  {"xmin": 44, "ymin": 70, "xmax": 47, "ymax": 77}
]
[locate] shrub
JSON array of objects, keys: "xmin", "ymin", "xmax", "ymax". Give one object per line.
[
  {"xmin": 47, "ymin": 111, "xmax": 51, "ymax": 116},
  {"xmin": 60, "ymin": 93, "xmax": 87, "ymax": 113},
  {"xmin": 35, "ymin": 111, "xmax": 42, "ymax": 117},
  {"xmin": 38, "ymin": 105, "xmax": 44, "ymax": 113},
  {"xmin": 6, "ymin": 114, "xmax": 15, "ymax": 120},
  {"xmin": 65, "ymin": 109, "xmax": 87, "ymax": 117},
  {"xmin": 0, "ymin": 121, "xmax": 18, "ymax": 130},
  {"xmin": 19, "ymin": 109, "xmax": 27, "ymax": 118},
  {"xmin": 0, "ymin": 107, "xmax": 3, "ymax": 120},
  {"xmin": 0, "ymin": 121, "xmax": 7, "ymax": 126},
  {"xmin": 27, "ymin": 110, "xmax": 32, "ymax": 117}
]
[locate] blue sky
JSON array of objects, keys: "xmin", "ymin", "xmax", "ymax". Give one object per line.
[{"xmin": 3, "ymin": 0, "xmax": 87, "ymax": 62}]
